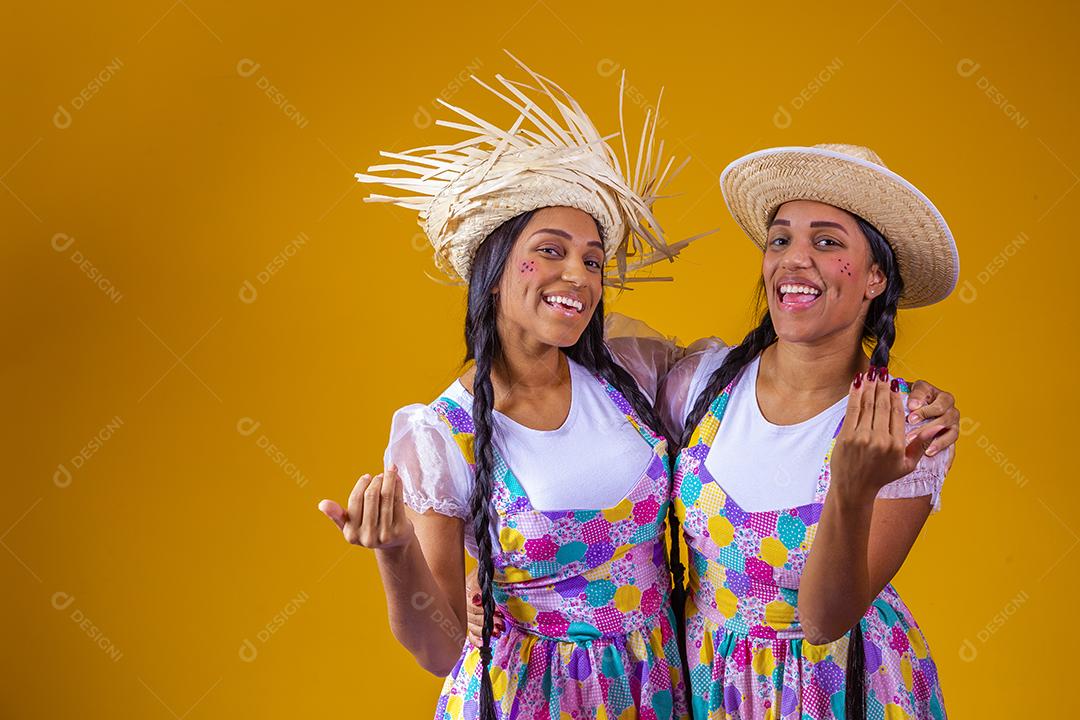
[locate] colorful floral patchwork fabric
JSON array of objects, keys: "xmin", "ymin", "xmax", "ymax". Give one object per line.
[
  {"xmin": 431, "ymin": 372, "xmax": 689, "ymax": 720},
  {"xmin": 674, "ymin": 376, "xmax": 946, "ymax": 719}
]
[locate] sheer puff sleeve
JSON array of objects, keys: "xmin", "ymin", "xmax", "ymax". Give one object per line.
[
  {"xmin": 875, "ymin": 391, "xmax": 954, "ymax": 514},
  {"xmin": 382, "ymin": 404, "xmax": 473, "ymax": 520}
]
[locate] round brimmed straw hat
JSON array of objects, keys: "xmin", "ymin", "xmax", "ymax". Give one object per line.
[
  {"xmin": 719, "ymin": 143, "xmax": 958, "ymax": 308},
  {"xmin": 356, "ymin": 51, "xmax": 711, "ymax": 287}
]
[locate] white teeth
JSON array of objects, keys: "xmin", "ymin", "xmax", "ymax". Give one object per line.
[
  {"xmin": 779, "ymin": 283, "xmax": 821, "ymax": 296},
  {"xmin": 544, "ymin": 295, "xmax": 583, "ymax": 312}
]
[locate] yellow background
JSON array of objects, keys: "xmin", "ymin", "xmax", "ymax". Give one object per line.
[{"xmin": 5, "ymin": 1, "xmax": 1073, "ymax": 716}]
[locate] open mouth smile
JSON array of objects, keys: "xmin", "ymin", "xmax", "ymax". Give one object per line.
[
  {"xmin": 542, "ymin": 293, "xmax": 585, "ymax": 317},
  {"xmin": 777, "ymin": 281, "xmax": 822, "ymax": 310}
]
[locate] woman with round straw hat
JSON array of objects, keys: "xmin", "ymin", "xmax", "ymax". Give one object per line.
[
  {"xmin": 318, "ymin": 53, "xmax": 698, "ymax": 720},
  {"xmin": 661, "ymin": 144, "xmax": 958, "ymax": 718}
]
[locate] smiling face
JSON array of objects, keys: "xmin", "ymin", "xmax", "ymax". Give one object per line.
[
  {"xmin": 763, "ymin": 200, "xmax": 887, "ymax": 345},
  {"xmin": 493, "ymin": 206, "xmax": 605, "ymax": 349}
]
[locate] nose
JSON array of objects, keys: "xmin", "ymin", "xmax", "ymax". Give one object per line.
[
  {"xmin": 779, "ymin": 237, "xmax": 813, "ymax": 270},
  {"xmin": 561, "ymin": 259, "xmax": 588, "ymax": 286}
]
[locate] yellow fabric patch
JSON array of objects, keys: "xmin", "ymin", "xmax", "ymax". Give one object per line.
[
  {"xmin": 708, "ymin": 514, "xmax": 735, "ymax": 547},
  {"xmin": 901, "ymin": 654, "xmax": 913, "ymax": 691},
  {"xmin": 614, "ymin": 585, "xmax": 642, "ymax": 612},
  {"xmin": 620, "ymin": 705, "xmax": 639, "ymax": 720},
  {"xmin": 759, "ymin": 536, "xmax": 788, "ymax": 567},
  {"xmin": 506, "ymin": 595, "xmax": 536, "ymax": 624},
  {"xmin": 603, "ymin": 501, "xmax": 632, "ymax": 522},
  {"xmin": 446, "ymin": 694, "xmax": 464, "ymax": 717},
  {"xmin": 908, "ymin": 628, "xmax": 928, "ymax": 659},
  {"xmin": 715, "ymin": 586, "xmax": 739, "ymax": 617},
  {"xmin": 453, "ymin": 433, "xmax": 475, "ymax": 465},
  {"xmin": 463, "ymin": 649, "xmax": 480, "ymax": 675},
  {"xmin": 752, "ymin": 647, "xmax": 775, "ymax": 676},
  {"xmin": 520, "ymin": 633, "xmax": 535, "ymax": 662},
  {"xmin": 801, "ymin": 639, "xmax": 831, "ymax": 662},
  {"xmin": 884, "ymin": 703, "xmax": 910, "ymax": 720},
  {"xmin": 502, "ymin": 566, "xmax": 531, "ymax": 583},
  {"xmin": 499, "ymin": 526, "xmax": 525, "ymax": 551},
  {"xmin": 491, "ymin": 666, "xmax": 508, "ymax": 699},
  {"xmin": 699, "ymin": 637, "xmax": 714, "ymax": 665},
  {"xmin": 765, "ymin": 599, "xmax": 795, "ymax": 630}
]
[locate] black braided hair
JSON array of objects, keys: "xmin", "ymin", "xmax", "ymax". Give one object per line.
[
  {"xmin": 463, "ymin": 209, "xmax": 671, "ymax": 720},
  {"xmin": 671, "ymin": 210, "xmax": 904, "ymax": 720}
]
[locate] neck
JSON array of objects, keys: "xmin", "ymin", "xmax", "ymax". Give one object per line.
[
  {"xmin": 492, "ymin": 326, "xmax": 568, "ymax": 394},
  {"xmin": 759, "ymin": 328, "xmax": 869, "ymax": 402}
]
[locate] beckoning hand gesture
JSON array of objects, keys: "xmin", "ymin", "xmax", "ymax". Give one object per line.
[
  {"xmin": 830, "ymin": 368, "xmax": 943, "ymax": 500},
  {"xmin": 317, "ymin": 465, "xmax": 415, "ymax": 550}
]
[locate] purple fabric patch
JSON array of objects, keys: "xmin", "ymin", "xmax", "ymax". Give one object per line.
[
  {"xmin": 555, "ymin": 575, "xmax": 588, "ymax": 599},
  {"xmin": 798, "ymin": 502, "xmax": 823, "ymax": 525},
  {"xmin": 585, "ymin": 542, "xmax": 615, "ymax": 568},
  {"xmin": 725, "ymin": 570, "xmax": 750, "ymax": 597},
  {"xmin": 813, "ymin": 659, "xmax": 845, "ymax": 694},
  {"xmin": 568, "ymin": 646, "xmax": 593, "ymax": 680},
  {"xmin": 446, "ymin": 406, "xmax": 474, "ymax": 433}
]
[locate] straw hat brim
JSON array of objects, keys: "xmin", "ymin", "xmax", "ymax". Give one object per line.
[{"xmin": 719, "ymin": 146, "xmax": 959, "ymax": 308}]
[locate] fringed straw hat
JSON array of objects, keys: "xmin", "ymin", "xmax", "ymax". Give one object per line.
[
  {"xmin": 719, "ymin": 144, "xmax": 959, "ymax": 308},
  {"xmin": 355, "ymin": 51, "xmax": 710, "ymax": 287}
]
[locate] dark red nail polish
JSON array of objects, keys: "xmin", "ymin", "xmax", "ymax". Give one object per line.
[
  {"xmin": 471, "ymin": 593, "xmax": 481, "ymax": 606},
  {"xmin": 890, "ymin": 378, "xmax": 899, "ymax": 392},
  {"xmin": 867, "ymin": 366, "xmax": 877, "ymax": 381},
  {"xmin": 881, "ymin": 366, "xmax": 889, "ymax": 379},
  {"xmin": 854, "ymin": 372, "xmax": 863, "ymax": 389}
]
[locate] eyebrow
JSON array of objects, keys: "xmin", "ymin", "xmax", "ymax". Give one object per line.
[
  {"xmin": 810, "ymin": 221, "xmax": 848, "ymax": 233},
  {"xmin": 767, "ymin": 218, "xmax": 848, "ymax": 234},
  {"xmin": 530, "ymin": 228, "xmax": 603, "ymax": 249}
]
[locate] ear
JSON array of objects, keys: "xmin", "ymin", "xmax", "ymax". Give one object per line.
[{"xmin": 866, "ymin": 264, "xmax": 887, "ymax": 301}]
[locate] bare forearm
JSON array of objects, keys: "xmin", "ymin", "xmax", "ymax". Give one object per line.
[
  {"xmin": 375, "ymin": 537, "xmax": 466, "ymax": 675},
  {"xmin": 799, "ymin": 488, "xmax": 875, "ymax": 644}
]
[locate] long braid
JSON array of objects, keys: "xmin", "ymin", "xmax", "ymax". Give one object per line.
[
  {"xmin": 463, "ymin": 210, "xmax": 536, "ymax": 720},
  {"xmin": 844, "ymin": 217, "xmax": 903, "ymax": 720},
  {"xmin": 467, "ymin": 334, "xmax": 500, "ymax": 720}
]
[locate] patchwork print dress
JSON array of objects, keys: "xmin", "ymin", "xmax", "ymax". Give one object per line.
[
  {"xmin": 430, "ymin": 372, "xmax": 689, "ymax": 720},
  {"xmin": 674, "ymin": 376, "xmax": 947, "ymax": 720}
]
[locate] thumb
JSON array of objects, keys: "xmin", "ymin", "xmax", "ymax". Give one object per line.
[{"xmin": 318, "ymin": 499, "xmax": 347, "ymax": 531}]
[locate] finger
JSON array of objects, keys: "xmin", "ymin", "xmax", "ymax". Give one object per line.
[
  {"xmin": 926, "ymin": 424, "xmax": 956, "ymax": 457},
  {"xmin": 378, "ymin": 467, "xmax": 397, "ymax": 540},
  {"xmin": 906, "ymin": 379, "xmax": 937, "ymax": 414},
  {"xmin": 841, "ymin": 370, "xmax": 866, "ymax": 436},
  {"xmin": 361, "ymin": 474, "xmax": 383, "ymax": 543},
  {"xmin": 858, "ymin": 368, "xmax": 878, "ymax": 436},
  {"xmin": 317, "ymin": 500, "xmax": 347, "ymax": 531},
  {"xmin": 888, "ymin": 377, "xmax": 907, "ymax": 443},
  {"xmin": 347, "ymin": 475, "xmax": 372, "ymax": 541},
  {"xmin": 871, "ymin": 367, "xmax": 892, "ymax": 433},
  {"xmin": 910, "ymin": 386, "xmax": 954, "ymax": 425},
  {"xmin": 905, "ymin": 424, "xmax": 939, "ymax": 467}
]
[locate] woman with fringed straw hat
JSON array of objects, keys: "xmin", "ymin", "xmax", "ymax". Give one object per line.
[
  {"xmin": 316, "ymin": 52, "xmax": 961, "ymax": 719},
  {"xmin": 658, "ymin": 144, "xmax": 958, "ymax": 719}
]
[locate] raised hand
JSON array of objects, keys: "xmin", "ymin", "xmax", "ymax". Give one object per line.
[
  {"xmin": 830, "ymin": 368, "xmax": 941, "ymax": 500},
  {"xmin": 318, "ymin": 464, "xmax": 415, "ymax": 550}
]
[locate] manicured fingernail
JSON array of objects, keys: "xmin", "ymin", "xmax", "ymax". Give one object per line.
[
  {"xmin": 471, "ymin": 593, "xmax": 481, "ymax": 605},
  {"xmin": 867, "ymin": 366, "xmax": 877, "ymax": 381},
  {"xmin": 881, "ymin": 366, "xmax": 889, "ymax": 379},
  {"xmin": 854, "ymin": 372, "xmax": 863, "ymax": 389},
  {"xmin": 890, "ymin": 378, "xmax": 899, "ymax": 392}
]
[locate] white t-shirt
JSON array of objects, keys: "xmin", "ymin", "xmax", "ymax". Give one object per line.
[
  {"xmin": 383, "ymin": 352, "xmax": 661, "ymax": 558},
  {"xmin": 661, "ymin": 346, "xmax": 950, "ymax": 513}
]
